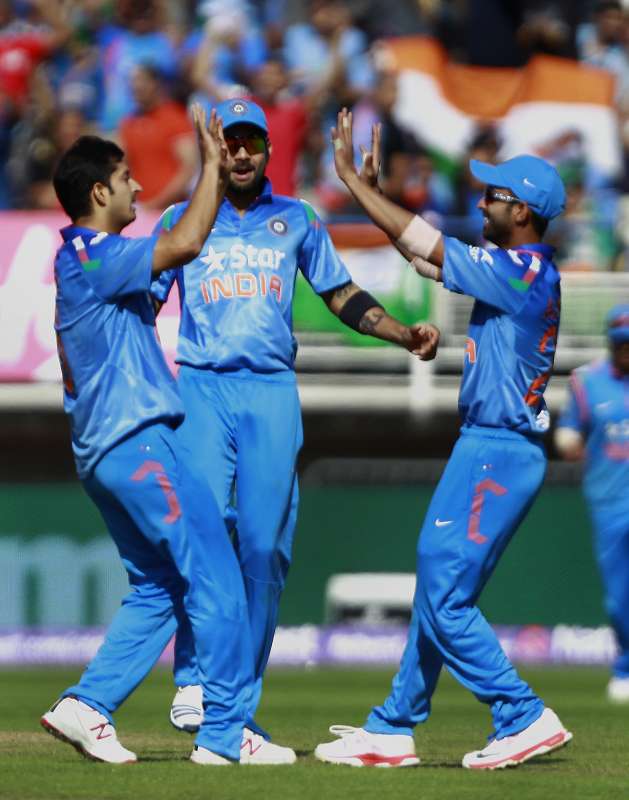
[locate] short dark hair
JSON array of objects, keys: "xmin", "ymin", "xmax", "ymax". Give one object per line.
[
  {"xmin": 530, "ymin": 209, "xmax": 549, "ymax": 237},
  {"xmin": 53, "ymin": 136, "xmax": 124, "ymax": 221}
]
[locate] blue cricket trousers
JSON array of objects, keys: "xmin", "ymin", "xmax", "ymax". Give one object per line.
[
  {"xmin": 62, "ymin": 423, "xmax": 253, "ymax": 760},
  {"xmin": 172, "ymin": 367, "xmax": 303, "ymax": 722},
  {"xmin": 366, "ymin": 426, "xmax": 547, "ymax": 740},
  {"xmin": 590, "ymin": 502, "xmax": 629, "ymax": 678}
]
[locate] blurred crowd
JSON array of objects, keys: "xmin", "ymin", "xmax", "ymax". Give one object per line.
[{"xmin": 3, "ymin": 0, "xmax": 629, "ymax": 270}]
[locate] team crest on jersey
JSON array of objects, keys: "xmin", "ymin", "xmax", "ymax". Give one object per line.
[
  {"xmin": 230, "ymin": 101, "xmax": 248, "ymax": 115},
  {"xmin": 268, "ymin": 217, "xmax": 288, "ymax": 236}
]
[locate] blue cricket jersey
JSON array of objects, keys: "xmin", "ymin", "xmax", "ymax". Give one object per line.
[
  {"xmin": 54, "ymin": 225, "xmax": 184, "ymax": 478},
  {"xmin": 442, "ymin": 238, "xmax": 561, "ymax": 436},
  {"xmin": 558, "ymin": 359, "xmax": 629, "ymax": 507},
  {"xmin": 151, "ymin": 180, "xmax": 352, "ymax": 373}
]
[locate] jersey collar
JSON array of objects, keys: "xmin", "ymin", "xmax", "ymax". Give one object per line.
[
  {"xmin": 513, "ymin": 242, "xmax": 555, "ymax": 259},
  {"xmin": 60, "ymin": 224, "xmax": 103, "ymax": 242}
]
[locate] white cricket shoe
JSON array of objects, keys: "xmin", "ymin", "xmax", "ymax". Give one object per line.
[
  {"xmin": 40, "ymin": 697, "xmax": 137, "ymax": 764},
  {"xmin": 607, "ymin": 676, "xmax": 629, "ymax": 703},
  {"xmin": 314, "ymin": 725, "xmax": 419, "ymax": 768},
  {"xmin": 240, "ymin": 728, "xmax": 297, "ymax": 765},
  {"xmin": 190, "ymin": 745, "xmax": 234, "ymax": 766},
  {"xmin": 462, "ymin": 708, "xmax": 572, "ymax": 770},
  {"xmin": 191, "ymin": 728, "xmax": 296, "ymax": 766},
  {"xmin": 170, "ymin": 685, "xmax": 203, "ymax": 733}
]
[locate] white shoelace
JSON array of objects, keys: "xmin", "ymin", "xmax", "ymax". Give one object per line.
[{"xmin": 329, "ymin": 725, "xmax": 365, "ymax": 739}]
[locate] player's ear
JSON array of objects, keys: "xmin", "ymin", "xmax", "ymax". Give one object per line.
[
  {"xmin": 266, "ymin": 141, "xmax": 273, "ymax": 163},
  {"xmin": 513, "ymin": 202, "xmax": 529, "ymax": 226},
  {"xmin": 92, "ymin": 182, "xmax": 109, "ymax": 208}
]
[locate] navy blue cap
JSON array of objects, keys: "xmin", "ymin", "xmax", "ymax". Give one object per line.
[
  {"xmin": 215, "ymin": 98, "xmax": 268, "ymax": 134},
  {"xmin": 607, "ymin": 303, "xmax": 629, "ymax": 343},
  {"xmin": 470, "ymin": 154, "xmax": 566, "ymax": 220}
]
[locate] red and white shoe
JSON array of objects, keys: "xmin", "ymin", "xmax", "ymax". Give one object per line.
[
  {"xmin": 240, "ymin": 728, "xmax": 296, "ymax": 765},
  {"xmin": 314, "ymin": 725, "xmax": 419, "ymax": 768},
  {"xmin": 462, "ymin": 708, "xmax": 572, "ymax": 770},
  {"xmin": 41, "ymin": 697, "xmax": 137, "ymax": 764}
]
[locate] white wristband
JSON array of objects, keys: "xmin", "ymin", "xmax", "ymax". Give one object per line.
[
  {"xmin": 397, "ymin": 215, "xmax": 442, "ymax": 259},
  {"xmin": 410, "ymin": 256, "xmax": 442, "ymax": 282}
]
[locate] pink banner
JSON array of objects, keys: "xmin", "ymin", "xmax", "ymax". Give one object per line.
[{"xmin": 0, "ymin": 211, "xmax": 179, "ymax": 381}]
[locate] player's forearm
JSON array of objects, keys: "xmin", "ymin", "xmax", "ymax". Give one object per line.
[
  {"xmin": 343, "ymin": 172, "xmax": 444, "ymax": 268},
  {"xmin": 152, "ymin": 164, "xmax": 225, "ymax": 275},
  {"xmin": 357, "ymin": 307, "xmax": 411, "ymax": 347}
]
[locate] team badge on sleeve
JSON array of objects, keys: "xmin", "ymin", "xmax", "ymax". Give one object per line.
[{"xmin": 508, "ymin": 253, "xmax": 541, "ymax": 293}]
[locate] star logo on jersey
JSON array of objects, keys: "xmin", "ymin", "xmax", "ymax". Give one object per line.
[
  {"xmin": 200, "ymin": 245, "xmax": 227, "ymax": 274},
  {"xmin": 268, "ymin": 217, "xmax": 288, "ymax": 236}
]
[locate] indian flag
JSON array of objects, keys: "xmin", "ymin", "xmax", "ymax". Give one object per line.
[{"xmin": 379, "ymin": 37, "xmax": 621, "ymax": 179}]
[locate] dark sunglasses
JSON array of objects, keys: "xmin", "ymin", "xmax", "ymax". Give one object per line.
[
  {"xmin": 225, "ymin": 132, "xmax": 267, "ymax": 156},
  {"xmin": 484, "ymin": 186, "xmax": 521, "ymax": 204}
]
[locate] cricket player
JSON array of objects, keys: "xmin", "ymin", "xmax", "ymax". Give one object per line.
[
  {"xmin": 555, "ymin": 304, "xmax": 629, "ymax": 703},
  {"xmin": 150, "ymin": 99, "xmax": 440, "ymax": 754},
  {"xmin": 40, "ymin": 108, "xmax": 264, "ymax": 766},
  {"xmin": 315, "ymin": 110, "xmax": 572, "ymax": 769}
]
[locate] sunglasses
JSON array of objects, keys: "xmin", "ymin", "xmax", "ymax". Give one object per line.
[
  {"xmin": 225, "ymin": 132, "xmax": 267, "ymax": 156},
  {"xmin": 484, "ymin": 186, "xmax": 521, "ymax": 204}
]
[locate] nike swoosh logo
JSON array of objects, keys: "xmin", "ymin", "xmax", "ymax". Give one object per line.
[
  {"xmin": 435, "ymin": 519, "xmax": 453, "ymax": 527},
  {"xmin": 523, "ymin": 177, "xmax": 536, "ymax": 187}
]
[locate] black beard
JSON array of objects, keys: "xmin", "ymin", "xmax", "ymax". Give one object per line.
[
  {"xmin": 483, "ymin": 217, "xmax": 511, "ymax": 248},
  {"xmin": 228, "ymin": 171, "xmax": 265, "ymax": 195}
]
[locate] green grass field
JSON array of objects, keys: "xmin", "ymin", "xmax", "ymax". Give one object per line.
[{"xmin": 1, "ymin": 665, "xmax": 628, "ymax": 800}]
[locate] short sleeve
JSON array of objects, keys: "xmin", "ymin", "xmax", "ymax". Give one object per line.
[
  {"xmin": 149, "ymin": 204, "xmax": 185, "ymax": 302},
  {"xmin": 442, "ymin": 237, "xmax": 543, "ymax": 314},
  {"xmin": 297, "ymin": 200, "xmax": 352, "ymax": 293},
  {"xmin": 74, "ymin": 232, "xmax": 157, "ymax": 301}
]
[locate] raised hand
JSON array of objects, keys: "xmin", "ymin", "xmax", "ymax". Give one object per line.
[
  {"xmin": 331, "ymin": 108, "xmax": 357, "ymax": 184},
  {"xmin": 359, "ymin": 122, "xmax": 382, "ymax": 189},
  {"xmin": 406, "ymin": 322, "xmax": 440, "ymax": 360},
  {"xmin": 191, "ymin": 104, "xmax": 229, "ymax": 178}
]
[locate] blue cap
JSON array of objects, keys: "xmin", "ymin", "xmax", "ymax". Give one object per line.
[
  {"xmin": 470, "ymin": 154, "xmax": 566, "ymax": 220},
  {"xmin": 215, "ymin": 98, "xmax": 268, "ymax": 134},
  {"xmin": 607, "ymin": 303, "xmax": 629, "ymax": 343}
]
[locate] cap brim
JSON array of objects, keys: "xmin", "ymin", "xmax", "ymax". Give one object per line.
[{"xmin": 469, "ymin": 159, "xmax": 504, "ymax": 187}]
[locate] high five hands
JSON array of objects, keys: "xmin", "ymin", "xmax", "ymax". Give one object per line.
[{"xmin": 191, "ymin": 103, "xmax": 230, "ymax": 181}]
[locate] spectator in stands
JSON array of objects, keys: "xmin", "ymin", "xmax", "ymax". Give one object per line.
[
  {"xmin": 119, "ymin": 63, "xmax": 196, "ymax": 210},
  {"xmin": 185, "ymin": 2, "xmax": 268, "ymax": 103},
  {"xmin": 99, "ymin": 0, "xmax": 179, "ymax": 133},
  {"xmin": 316, "ymin": 70, "xmax": 453, "ymax": 218},
  {"xmin": 22, "ymin": 108, "xmax": 91, "ymax": 210},
  {"xmin": 283, "ymin": 0, "xmax": 373, "ymax": 109},
  {"xmin": 546, "ymin": 159, "xmax": 620, "ymax": 271},
  {"xmin": 251, "ymin": 59, "xmax": 309, "ymax": 197},
  {"xmin": 577, "ymin": 0, "xmax": 629, "ymax": 103},
  {"xmin": 447, "ymin": 125, "xmax": 500, "ymax": 241},
  {"xmin": 282, "ymin": 0, "xmax": 374, "ymax": 217},
  {"xmin": 0, "ymin": 0, "xmax": 71, "ymax": 208}
]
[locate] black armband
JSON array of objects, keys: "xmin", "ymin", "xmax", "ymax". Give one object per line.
[{"xmin": 339, "ymin": 290, "xmax": 385, "ymax": 333}]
